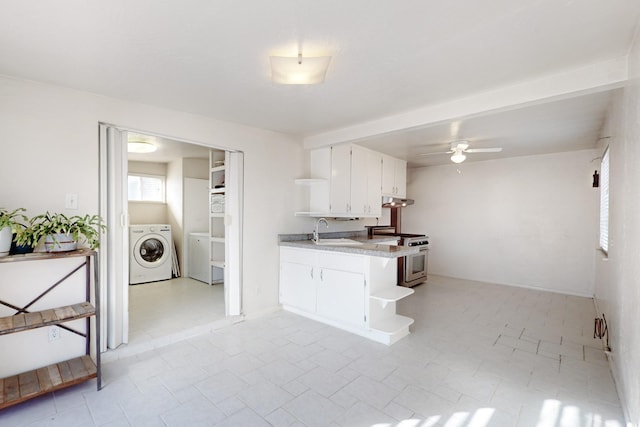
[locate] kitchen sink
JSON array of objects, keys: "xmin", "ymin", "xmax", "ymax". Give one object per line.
[{"xmin": 313, "ymin": 238, "xmax": 363, "ymax": 246}]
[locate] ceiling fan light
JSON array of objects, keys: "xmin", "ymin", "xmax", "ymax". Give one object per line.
[{"xmin": 451, "ymin": 151, "xmax": 466, "ymax": 163}]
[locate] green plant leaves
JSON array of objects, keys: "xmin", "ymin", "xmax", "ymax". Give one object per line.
[{"xmin": 15, "ymin": 211, "xmax": 106, "ymax": 250}]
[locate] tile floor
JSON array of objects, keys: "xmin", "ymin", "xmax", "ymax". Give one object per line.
[
  {"xmin": 0, "ymin": 275, "xmax": 625, "ymax": 426},
  {"xmin": 128, "ymin": 278, "xmax": 225, "ymax": 344}
]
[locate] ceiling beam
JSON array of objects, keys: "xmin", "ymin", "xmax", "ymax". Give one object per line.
[{"xmin": 303, "ymin": 56, "xmax": 628, "ymax": 149}]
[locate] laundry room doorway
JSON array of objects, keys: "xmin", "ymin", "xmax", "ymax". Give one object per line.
[{"xmin": 98, "ymin": 124, "xmax": 243, "ymax": 352}]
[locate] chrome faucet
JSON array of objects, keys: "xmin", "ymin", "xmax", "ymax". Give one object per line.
[{"xmin": 313, "ymin": 218, "xmax": 329, "ymax": 243}]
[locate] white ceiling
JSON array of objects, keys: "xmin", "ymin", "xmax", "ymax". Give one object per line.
[
  {"xmin": 127, "ymin": 132, "xmax": 214, "ymax": 163},
  {"xmin": 1, "ymin": 1, "xmax": 639, "ymax": 166}
]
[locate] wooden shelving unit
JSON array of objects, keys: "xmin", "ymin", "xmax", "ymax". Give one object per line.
[{"xmin": 0, "ymin": 249, "xmax": 101, "ymax": 410}]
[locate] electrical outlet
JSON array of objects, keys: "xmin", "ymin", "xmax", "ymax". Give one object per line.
[{"xmin": 48, "ymin": 326, "xmax": 60, "ymax": 341}]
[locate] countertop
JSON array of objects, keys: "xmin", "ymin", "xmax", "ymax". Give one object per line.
[{"xmin": 278, "ymin": 232, "xmax": 418, "ymax": 258}]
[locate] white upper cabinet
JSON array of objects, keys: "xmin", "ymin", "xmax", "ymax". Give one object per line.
[
  {"xmin": 330, "ymin": 145, "xmax": 382, "ymax": 217},
  {"xmin": 330, "ymin": 144, "xmax": 354, "ymax": 216},
  {"xmin": 381, "ymin": 154, "xmax": 407, "ymax": 198},
  {"xmin": 303, "ymin": 144, "xmax": 391, "ymax": 217},
  {"xmin": 348, "ymin": 145, "xmax": 369, "ymax": 216},
  {"xmin": 366, "ymin": 149, "xmax": 382, "ymax": 217}
]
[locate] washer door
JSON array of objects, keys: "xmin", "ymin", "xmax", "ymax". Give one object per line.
[{"xmin": 133, "ymin": 233, "xmax": 170, "ymax": 268}]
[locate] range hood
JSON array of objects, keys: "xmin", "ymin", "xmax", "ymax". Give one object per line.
[{"xmin": 382, "ymin": 196, "xmax": 414, "ymax": 208}]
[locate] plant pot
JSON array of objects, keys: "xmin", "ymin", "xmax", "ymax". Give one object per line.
[
  {"xmin": 0, "ymin": 226, "xmax": 11, "ymax": 257},
  {"xmin": 44, "ymin": 233, "xmax": 77, "ymax": 252},
  {"xmin": 10, "ymin": 233, "xmax": 34, "ymax": 255}
]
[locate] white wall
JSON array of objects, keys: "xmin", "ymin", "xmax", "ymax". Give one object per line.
[
  {"xmin": 0, "ymin": 75, "xmax": 306, "ymax": 371},
  {"xmin": 183, "ymin": 157, "xmax": 209, "ymax": 179},
  {"xmin": 593, "ymin": 26, "xmax": 640, "ymax": 424},
  {"xmin": 404, "ymin": 150, "xmax": 598, "ymax": 296},
  {"xmin": 128, "ymin": 160, "xmax": 167, "ymax": 176},
  {"xmin": 0, "ymin": 258, "xmax": 87, "ymax": 378}
]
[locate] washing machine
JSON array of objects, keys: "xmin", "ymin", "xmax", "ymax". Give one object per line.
[{"xmin": 129, "ymin": 224, "xmax": 172, "ymax": 284}]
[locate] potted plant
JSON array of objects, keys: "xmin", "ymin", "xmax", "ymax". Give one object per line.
[
  {"xmin": 0, "ymin": 207, "xmax": 28, "ymax": 257},
  {"xmin": 16, "ymin": 212, "xmax": 106, "ymax": 252}
]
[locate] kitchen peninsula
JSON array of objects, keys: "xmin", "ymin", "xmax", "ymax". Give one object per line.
[{"xmin": 278, "ymin": 232, "xmax": 418, "ymax": 345}]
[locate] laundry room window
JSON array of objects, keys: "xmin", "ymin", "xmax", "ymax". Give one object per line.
[{"xmin": 128, "ymin": 174, "xmax": 166, "ymax": 202}]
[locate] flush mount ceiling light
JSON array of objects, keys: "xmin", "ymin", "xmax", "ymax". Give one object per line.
[
  {"xmin": 127, "ymin": 141, "xmax": 157, "ymax": 153},
  {"xmin": 270, "ymin": 53, "xmax": 332, "ymax": 84}
]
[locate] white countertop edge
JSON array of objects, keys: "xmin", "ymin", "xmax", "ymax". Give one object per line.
[{"xmin": 279, "ymin": 239, "xmax": 417, "ymax": 258}]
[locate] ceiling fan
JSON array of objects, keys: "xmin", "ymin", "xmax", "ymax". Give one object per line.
[{"xmin": 419, "ymin": 140, "xmax": 503, "ymax": 163}]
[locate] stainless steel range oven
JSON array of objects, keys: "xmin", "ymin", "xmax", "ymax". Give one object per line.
[
  {"xmin": 399, "ymin": 234, "xmax": 429, "ymax": 287},
  {"xmin": 368, "ymin": 226, "xmax": 429, "ymax": 287}
]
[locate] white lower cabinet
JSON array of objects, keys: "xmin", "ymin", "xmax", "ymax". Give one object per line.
[
  {"xmin": 316, "ymin": 268, "xmax": 365, "ymax": 329},
  {"xmin": 189, "ymin": 233, "xmax": 211, "ymax": 283},
  {"xmin": 279, "ymin": 247, "xmax": 414, "ymax": 345},
  {"xmin": 279, "ymin": 261, "xmax": 316, "ymax": 313}
]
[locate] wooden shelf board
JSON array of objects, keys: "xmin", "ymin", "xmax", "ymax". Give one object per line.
[
  {"xmin": 370, "ymin": 315, "xmax": 414, "ymax": 334},
  {"xmin": 370, "ymin": 287, "xmax": 414, "ymax": 303},
  {"xmin": 0, "ymin": 356, "xmax": 97, "ymax": 410},
  {"xmin": 0, "ymin": 249, "xmax": 95, "ymax": 264},
  {"xmin": 0, "ymin": 302, "xmax": 95, "ymax": 336}
]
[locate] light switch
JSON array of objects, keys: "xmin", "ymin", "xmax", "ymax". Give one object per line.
[{"xmin": 65, "ymin": 193, "xmax": 78, "ymax": 210}]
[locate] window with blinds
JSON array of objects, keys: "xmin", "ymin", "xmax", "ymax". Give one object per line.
[
  {"xmin": 599, "ymin": 148, "xmax": 610, "ymax": 253},
  {"xmin": 128, "ymin": 174, "xmax": 166, "ymax": 202}
]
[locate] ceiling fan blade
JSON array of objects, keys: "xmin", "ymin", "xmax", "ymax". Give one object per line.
[
  {"xmin": 466, "ymin": 147, "xmax": 503, "ymax": 153},
  {"xmin": 417, "ymin": 150, "xmax": 453, "ymax": 157}
]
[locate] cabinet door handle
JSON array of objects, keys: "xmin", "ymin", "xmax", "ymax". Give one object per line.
[
  {"xmin": 320, "ymin": 269, "xmax": 323, "ymax": 281},
  {"xmin": 310, "ymin": 268, "xmax": 314, "ymax": 279}
]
